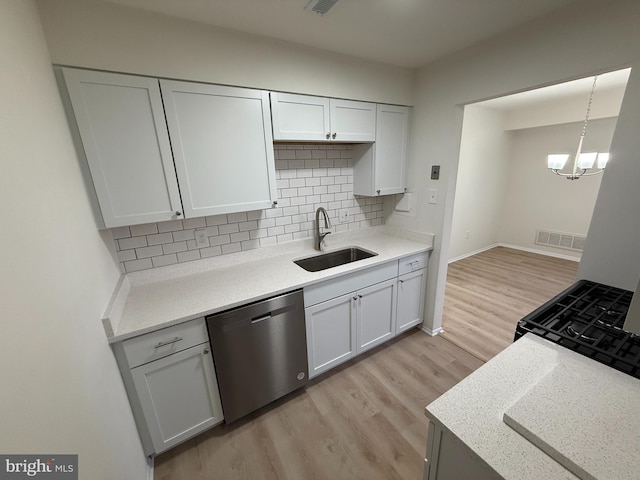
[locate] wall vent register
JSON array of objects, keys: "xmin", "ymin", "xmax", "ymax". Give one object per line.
[{"xmin": 535, "ymin": 229, "xmax": 586, "ymax": 252}]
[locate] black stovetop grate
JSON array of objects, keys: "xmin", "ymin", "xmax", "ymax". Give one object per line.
[{"xmin": 515, "ymin": 280, "xmax": 640, "ymax": 379}]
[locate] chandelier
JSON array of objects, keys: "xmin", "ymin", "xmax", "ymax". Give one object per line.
[{"xmin": 547, "ymin": 76, "xmax": 609, "ymax": 180}]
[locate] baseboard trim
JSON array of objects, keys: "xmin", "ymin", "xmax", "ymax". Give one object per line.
[
  {"xmin": 449, "ymin": 243, "xmax": 580, "ymax": 264},
  {"xmin": 449, "ymin": 244, "xmax": 499, "ymax": 264},
  {"xmin": 147, "ymin": 456, "xmax": 154, "ymax": 480},
  {"xmin": 421, "ymin": 325, "xmax": 444, "ymax": 336},
  {"xmin": 497, "ymin": 243, "xmax": 580, "ymax": 262}
]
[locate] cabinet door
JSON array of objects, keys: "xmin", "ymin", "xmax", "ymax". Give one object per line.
[
  {"xmin": 374, "ymin": 104, "xmax": 409, "ymax": 195},
  {"xmin": 131, "ymin": 343, "xmax": 223, "ymax": 454},
  {"xmin": 330, "ymin": 99, "xmax": 377, "ymax": 142},
  {"xmin": 62, "ymin": 68, "xmax": 183, "ymax": 227},
  {"xmin": 161, "ymin": 81, "xmax": 277, "ymax": 217},
  {"xmin": 305, "ymin": 293, "xmax": 357, "ymax": 378},
  {"xmin": 270, "ymin": 92, "xmax": 331, "ymax": 142},
  {"xmin": 396, "ymin": 268, "xmax": 426, "ymax": 334},
  {"xmin": 357, "ymin": 278, "xmax": 397, "ymax": 353}
]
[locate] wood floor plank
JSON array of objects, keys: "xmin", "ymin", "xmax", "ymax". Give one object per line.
[{"xmin": 441, "ymin": 246, "xmax": 578, "ymax": 362}]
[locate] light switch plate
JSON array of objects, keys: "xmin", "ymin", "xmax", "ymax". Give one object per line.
[
  {"xmin": 428, "ymin": 189, "xmax": 438, "ymax": 204},
  {"xmin": 339, "ymin": 208, "xmax": 350, "ymax": 223}
]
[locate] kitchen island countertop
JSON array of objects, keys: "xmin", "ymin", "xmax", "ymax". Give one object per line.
[
  {"xmin": 425, "ymin": 333, "xmax": 640, "ymax": 480},
  {"xmin": 103, "ymin": 225, "xmax": 434, "ymax": 343}
]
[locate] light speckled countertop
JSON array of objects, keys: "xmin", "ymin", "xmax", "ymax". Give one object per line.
[
  {"xmin": 103, "ymin": 226, "xmax": 433, "ymax": 343},
  {"xmin": 426, "ymin": 334, "xmax": 640, "ymax": 480}
]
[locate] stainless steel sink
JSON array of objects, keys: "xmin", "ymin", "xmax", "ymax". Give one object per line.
[{"xmin": 294, "ymin": 247, "xmax": 378, "ymax": 272}]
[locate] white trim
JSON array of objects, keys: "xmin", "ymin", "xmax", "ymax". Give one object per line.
[
  {"xmin": 147, "ymin": 456, "xmax": 154, "ymax": 480},
  {"xmin": 448, "ymin": 243, "xmax": 499, "ymax": 264},
  {"xmin": 497, "ymin": 243, "xmax": 580, "ymax": 262},
  {"xmin": 448, "ymin": 242, "xmax": 580, "ymax": 264},
  {"xmin": 421, "ymin": 325, "xmax": 444, "ymax": 336}
]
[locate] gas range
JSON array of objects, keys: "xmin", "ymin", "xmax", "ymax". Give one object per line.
[{"xmin": 515, "ymin": 279, "xmax": 640, "ymax": 379}]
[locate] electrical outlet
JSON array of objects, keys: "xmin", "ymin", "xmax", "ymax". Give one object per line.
[
  {"xmin": 195, "ymin": 229, "xmax": 209, "ymax": 248},
  {"xmin": 431, "ymin": 165, "xmax": 440, "ymax": 180},
  {"xmin": 339, "ymin": 208, "xmax": 350, "ymax": 223}
]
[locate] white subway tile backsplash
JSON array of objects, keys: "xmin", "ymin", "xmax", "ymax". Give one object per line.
[
  {"xmin": 152, "ymin": 253, "xmax": 178, "ymax": 268},
  {"xmin": 118, "ymin": 236, "xmax": 147, "ymax": 250},
  {"xmin": 130, "ymin": 223, "xmax": 158, "ymax": 236},
  {"xmin": 146, "ymin": 232, "xmax": 174, "ymax": 246},
  {"xmin": 124, "ymin": 258, "xmax": 152, "ymax": 272},
  {"xmin": 162, "ymin": 241, "xmax": 188, "ymax": 254},
  {"xmin": 136, "ymin": 245, "xmax": 163, "ymax": 259},
  {"xmin": 222, "ymin": 243, "xmax": 241, "ymax": 255},
  {"xmin": 112, "ymin": 144, "xmax": 384, "ymax": 273},
  {"xmin": 111, "ymin": 226, "xmax": 131, "ymax": 239},
  {"xmin": 157, "ymin": 219, "xmax": 183, "ymax": 233},
  {"xmin": 218, "ymin": 223, "xmax": 239, "ymax": 235},
  {"xmin": 206, "ymin": 215, "xmax": 227, "ymax": 226},
  {"xmin": 182, "ymin": 217, "xmax": 206, "ymax": 229}
]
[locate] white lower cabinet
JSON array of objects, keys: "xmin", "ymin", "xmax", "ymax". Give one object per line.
[
  {"xmin": 305, "ymin": 293, "xmax": 357, "ymax": 378},
  {"xmin": 358, "ymin": 278, "xmax": 397, "ymax": 353},
  {"xmin": 131, "ymin": 343, "xmax": 223, "ymax": 454},
  {"xmin": 306, "ymin": 276, "xmax": 397, "ymax": 378},
  {"xmin": 304, "ymin": 254, "xmax": 427, "ymax": 379},
  {"xmin": 396, "ymin": 268, "xmax": 427, "ymax": 334},
  {"xmin": 113, "ymin": 318, "xmax": 224, "ymax": 456}
]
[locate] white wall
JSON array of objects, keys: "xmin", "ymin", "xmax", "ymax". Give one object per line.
[
  {"xmin": 578, "ymin": 67, "xmax": 640, "ymax": 289},
  {"xmin": 386, "ymin": 0, "xmax": 640, "ymax": 332},
  {"xmin": 36, "ymin": 0, "xmax": 413, "ymax": 106},
  {"xmin": 499, "ymin": 119, "xmax": 614, "ymax": 258},
  {"xmin": 449, "ymin": 105, "xmax": 511, "ymax": 260},
  {"xmin": 0, "ymin": 1, "xmax": 148, "ymax": 478}
]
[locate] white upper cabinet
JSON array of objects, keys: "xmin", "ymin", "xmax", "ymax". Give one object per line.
[
  {"xmin": 329, "ymin": 98, "xmax": 377, "ymax": 142},
  {"xmin": 61, "ymin": 68, "xmax": 183, "ymax": 228},
  {"xmin": 270, "ymin": 93, "xmax": 330, "ymax": 142},
  {"xmin": 353, "ymin": 104, "xmax": 410, "ymax": 196},
  {"xmin": 161, "ymin": 81, "xmax": 278, "ymax": 217},
  {"xmin": 270, "ymin": 92, "xmax": 376, "ymax": 143}
]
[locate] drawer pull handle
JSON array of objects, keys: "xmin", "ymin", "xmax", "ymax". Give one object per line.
[
  {"xmin": 203, "ymin": 348, "xmax": 209, "ymax": 355},
  {"xmin": 154, "ymin": 337, "xmax": 183, "ymax": 348}
]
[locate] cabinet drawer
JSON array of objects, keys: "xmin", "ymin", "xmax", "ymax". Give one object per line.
[
  {"xmin": 304, "ymin": 261, "xmax": 398, "ymax": 307},
  {"xmin": 122, "ymin": 318, "xmax": 208, "ymax": 368},
  {"xmin": 398, "ymin": 252, "xmax": 428, "ymax": 275}
]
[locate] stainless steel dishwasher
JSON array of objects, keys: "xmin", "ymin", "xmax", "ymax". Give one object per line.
[{"xmin": 206, "ymin": 289, "xmax": 308, "ymax": 423}]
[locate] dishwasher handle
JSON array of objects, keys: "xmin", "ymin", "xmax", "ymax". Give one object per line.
[{"xmin": 251, "ymin": 314, "xmax": 272, "ymax": 324}]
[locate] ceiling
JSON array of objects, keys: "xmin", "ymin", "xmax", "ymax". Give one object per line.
[
  {"xmin": 97, "ymin": 0, "xmax": 582, "ymax": 69},
  {"xmin": 477, "ymin": 68, "xmax": 632, "ymax": 111}
]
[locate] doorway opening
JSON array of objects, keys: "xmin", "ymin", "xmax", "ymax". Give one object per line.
[{"xmin": 441, "ymin": 68, "xmax": 631, "ymax": 361}]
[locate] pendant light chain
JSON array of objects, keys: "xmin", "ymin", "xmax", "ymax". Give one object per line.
[{"xmin": 580, "ymin": 75, "xmax": 598, "ymax": 138}]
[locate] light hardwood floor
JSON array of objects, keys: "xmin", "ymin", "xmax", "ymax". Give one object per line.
[
  {"xmin": 154, "ymin": 330, "xmax": 482, "ymax": 480},
  {"xmin": 154, "ymin": 246, "xmax": 577, "ymax": 479},
  {"xmin": 442, "ymin": 246, "xmax": 579, "ymax": 362}
]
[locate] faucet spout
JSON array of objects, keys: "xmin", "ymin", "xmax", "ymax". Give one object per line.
[{"xmin": 315, "ymin": 207, "xmax": 332, "ymax": 250}]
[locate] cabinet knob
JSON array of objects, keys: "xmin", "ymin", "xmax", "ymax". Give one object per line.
[
  {"xmin": 377, "ymin": 190, "xmax": 381, "ymax": 195},
  {"xmin": 358, "ymin": 295, "xmax": 362, "ymax": 299},
  {"xmin": 175, "ymin": 211, "xmax": 182, "ymax": 216},
  {"xmin": 332, "ymin": 132, "xmax": 337, "ymax": 139},
  {"xmin": 326, "ymin": 133, "xmax": 331, "ymax": 140},
  {"xmin": 353, "ymin": 296, "xmax": 358, "ymax": 301},
  {"xmin": 203, "ymin": 348, "xmax": 209, "ymax": 355}
]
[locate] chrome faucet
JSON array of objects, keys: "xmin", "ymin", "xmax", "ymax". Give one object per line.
[{"xmin": 315, "ymin": 207, "xmax": 332, "ymax": 250}]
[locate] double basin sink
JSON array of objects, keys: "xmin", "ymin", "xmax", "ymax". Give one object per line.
[{"xmin": 294, "ymin": 247, "xmax": 377, "ymax": 272}]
